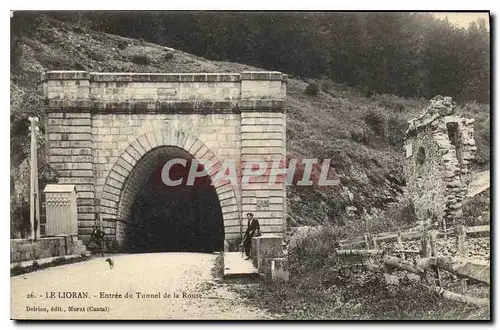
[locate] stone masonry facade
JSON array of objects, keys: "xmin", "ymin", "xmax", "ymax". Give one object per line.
[
  {"xmin": 42, "ymin": 71, "xmax": 287, "ymax": 249},
  {"xmin": 404, "ymin": 96, "xmax": 476, "ymax": 228}
]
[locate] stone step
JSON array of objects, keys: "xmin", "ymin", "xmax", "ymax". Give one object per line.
[{"xmin": 223, "ymin": 252, "xmax": 259, "ymax": 279}]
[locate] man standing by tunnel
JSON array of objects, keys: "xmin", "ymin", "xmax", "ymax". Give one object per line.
[
  {"xmin": 87, "ymin": 216, "xmax": 105, "ymax": 257},
  {"xmin": 243, "ymin": 212, "xmax": 261, "ymax": 260}
]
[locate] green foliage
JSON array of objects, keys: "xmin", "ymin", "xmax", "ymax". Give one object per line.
[
  {"xmin": 399, "ymin": 199, "xmax": 417, "ymax": 225},
  {"xmin": 68, "ymin": 11, "xmax": 490, "ymax": 103},
  {"xmin": 356, "ymin": 198, "xmax": 418, "ymax": 234},
  {"xmin": 235, "ymin": 225, "xmax": 489, "ymax": 319},
  {"xmin": 117, "ymin": 40, "xmax": 128, "ymax": 50},
  {"xmin": 10, "ymin": 91, "xmax": 45, "ymax": 168},
  {"xmin": 11, "ymin": 12, "xmax": 43, "ymax": 73},
  {"xmin": 10, "ymin": 196, "xmax": 30, "ymax": 239},
  {"xmin": 289, "ymin": 226, "xmax": 341, "ymax": 270},
  {"xmin": 31, "ymin": 260, "xmax": 40, "ymax": 271},
  {"xmin": 304, "ymin": 83, "xmax": 319, "ymax": 96},
  {"xmin": 462, "ymin": 189, "xmax": 490, "ymax": 227},
  {"xmin": 90, "ymin": 51, "xmax": 106, "ymax": 62},
  {"xmin": 387, "ymin": 116, "xmax": 406, "ymax": 146},
  {"xmin": 227, "ymin": 237, "xmax": 242, "ymax": 252},
  {"xmin": 131, "ymin": 55, "xmax": 150, "ymax": 65},
  {"xmin": 474, "ymin": 122, "xmax": 491, "ymax": 170},
  {"xmin": 10, "ymin": 254, "xmax": 91, "ymax": 276},
  {"xmin": 38, "ymin": 52, "xmax": 72, "ymax": 70},
  {"xmin": 349, "ymin": 127, "xmax": 370, "ymax": 145},
  {"xmin": 363, "ymin": 111, "xmax": 385, "ymax": 137},
  {"xmin": 10, "ymin": 39, "xmax": 23, "ymax": 72},
  {"xmin": 456, "ymin": 101, "xmax": 490, "ymax": 170},
  {"xmin": 164, "ymin": 51, "xmax": 174, "ymax": 61}
]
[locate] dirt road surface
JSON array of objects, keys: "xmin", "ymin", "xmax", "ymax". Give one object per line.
[{"xmin": 11, "ymin": 252, "xmax": 271, "ymax": 320}]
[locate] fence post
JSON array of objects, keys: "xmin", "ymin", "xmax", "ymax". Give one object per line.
[
  {"xmin": 457, "ymin": 225, "xmax": 466, "ymax": 256},
  {"xmin": 382, "ymin": 247, "xmax": 394, "ymax": 275},
  {"xmin": 420, "ymin": 230, "xmax": 431, "ymax": 283},
  {"xmin": 364, "ymin": 233, "xmax": 370, "ymax": 249},
  {"xmin": 371, "ymin": 235, "xmax": 378, "ymax": 249},
  {"xmin": 396, "ymin": 230, "xmax": 403, "ymax": 247},
  {"xmin": 420, "ymin": 230, "xmax": 430, "ymax": 258},
  {"xmin": 429, "ymin": 230, "xmax": 441, "ymax": 287},
  {"xmin": 396, "ymin": 230, "xmax": 405, "ymax": 260},
  {"xmin": 443, "ymin": 218, "xmax": 448, "ymax": 240},
  {"xmin": 457, "ymin": 225, "xmax": 468, "ymax": 293},
  {"xmin": 429, "ymin": 230, "xmax": 438, "ymax": 256}
]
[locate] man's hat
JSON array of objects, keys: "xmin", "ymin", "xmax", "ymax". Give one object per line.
[{"xmin": 246, "ymin": 212, "xmax": 254, "ymax": 217}]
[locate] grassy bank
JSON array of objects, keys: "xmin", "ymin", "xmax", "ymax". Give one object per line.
[{"xmin": 234, "ymin": 227, "xmax": 490, "ymax": 320}]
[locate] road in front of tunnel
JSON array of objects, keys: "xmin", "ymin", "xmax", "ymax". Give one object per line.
[{"xmin": 11, "ymin": 252, "xmax": 272, "ymax": 320}]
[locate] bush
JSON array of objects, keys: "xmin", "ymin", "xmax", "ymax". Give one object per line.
[
  {"xmin": 304, "ymin": 83, "xmax": 319, "ymax": 96},
  {"xmin": 462, "ymin": 189, "xmax": 490, "ymax": 226},
  {"xmin": 227, "ymin": 236, "xmax": 242, "ymax": 252},
  {"xmin": 90, "ymin": 51, "xmax": 106, "ymax": 62},
  {"xmin": 289, "ymin": 225, "xmax": 341, "ymax": 270},
  {"xmin": 321, "ymin": 80, "xmax": 333, "ymax": 92},
  {"xmin": 387, "ymin": 115, "xmax": 406, "ymax": 146},
  {"xmin": 72, "ymin": 62, "xmax": 86, "ymax": 71},
  {"xmin": 350, "ymin": 127, "xmax": 371, "ymax": 145},
  {"xmin": 354, "ymin": 199, "xmax": 418, "ymax": 235},
  {"xmin": 456, "ymin": 102, "xmax": 490, "ymax": 170},
  {"xmin": 10, "ymin": 254, "xmax": 91, "ymax": 276},
  {"xmin": 472, "ymin": 119, "xmax": 490, "ymax": 170},
  {"xmin": 10, "ymin": 196, "xmax": 30, "ymax": 238},
  {"xmin": 38, "ymin": 52, "xmax": 71, "ymax": 70},
  {"xmin": 362, "ymin": 86, "xmax": 374, "ymax": 97},
  {"xmin": 11, "ymin": 39, "xmax": 23, "ymax": 72},
  {"xmin": 117, "ymin": 40, "xmax": 128, "ymax": 50},
  {"xmin": 72, "ymin": 26, "xmax": 85, "ymax": 33},
  {"xmin": 131, "ymin": 55, "xmax": 150, "ymax": 65},
  {"xmin": 363, "ymin": 110, "xmax": 385, "ymax": 137},
  {"xmin": 375, "ymin": 97, "xmax": 406, "ymax": 113},
  {"xmin": 398, "ymin": 199, "xmax": 417, "ymax": 226},
  {"xmin": 164, "ymin": 51, "xmax": 174, "ymax": 61}
]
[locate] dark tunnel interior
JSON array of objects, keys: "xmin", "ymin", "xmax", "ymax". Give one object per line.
[{"xmin": 124, "ymin": 147, "xmax": 225, "ymax": 253}]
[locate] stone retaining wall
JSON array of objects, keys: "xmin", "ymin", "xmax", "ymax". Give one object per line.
[
  {"xmin": 11, "ymin": 236, "xmax": 87, "ymax": 264},
  {"xmin": 251, "ymin": 234, "xmax": 288, "ymax": 281}
]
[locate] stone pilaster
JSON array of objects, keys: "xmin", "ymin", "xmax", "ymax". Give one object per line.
[
  {"xmin": 43, "ymin": 71, "xmax": 96, "ymax": 242},
  {"xmin": 239, "ymin": 72, "xmax": 287, "ymax": 236}
]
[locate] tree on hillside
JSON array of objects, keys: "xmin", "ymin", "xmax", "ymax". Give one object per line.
[{"xmin": 33, "ymin": 11, "xmax": 490, "ymax": 103}]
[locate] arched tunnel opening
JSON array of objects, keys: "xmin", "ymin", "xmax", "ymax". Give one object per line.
[{"xmin": 119, "ymin": 146, "xmax": 225, "ymax": 253}]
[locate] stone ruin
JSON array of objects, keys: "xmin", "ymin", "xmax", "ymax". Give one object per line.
[{"xmin": 404, "ymin": 95, "xmax": 476, "ymax": 229}]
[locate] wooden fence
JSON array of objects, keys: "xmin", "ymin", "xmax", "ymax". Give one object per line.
[
  {"xmin": 335, "ymin": 225, "xmax": 490, "ymax": 307},
  {"xmin": 339, "ymin": 225, "xmax": 489, "ymax": 249}
]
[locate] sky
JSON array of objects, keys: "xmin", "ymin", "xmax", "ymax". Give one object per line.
[{"xmin": 432, "ymin": 12, "xmax": 490, "ymax": 29}]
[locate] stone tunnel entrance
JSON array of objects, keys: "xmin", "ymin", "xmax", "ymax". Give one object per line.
[
  {"xmin": 118, "ymin": 146, "xmax": 224, "ymax": 253},
  {"xmin": 43, "ymin": 71, "xmax": 288, "ymax": 248}
]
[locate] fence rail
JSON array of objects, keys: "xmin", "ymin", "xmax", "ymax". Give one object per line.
[{"xmin": 339, "ymin": 225, "xmax": 490, "ymax": 249}]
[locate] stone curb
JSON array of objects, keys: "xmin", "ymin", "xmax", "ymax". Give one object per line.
[{"xmin": 11, "ymin": 252, "xmax": 91, "ymax": 272}]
